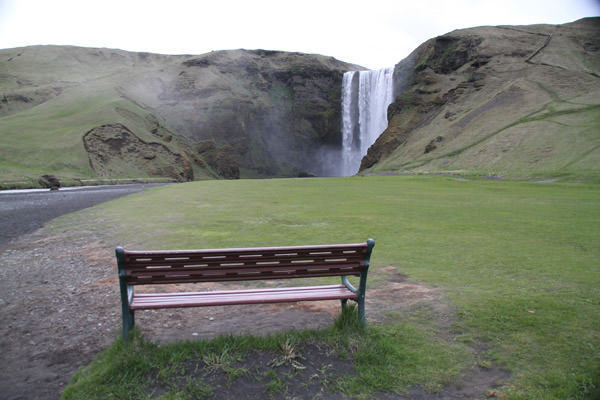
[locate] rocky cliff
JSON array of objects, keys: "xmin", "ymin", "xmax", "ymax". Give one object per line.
[
  {"xmin": 362, "ymin": 17, "xmax": 600, "ymax": 181},
  {"xmin": 122, "ymin": 49, "xmax": 362, "ymax": 176},
  {"xmin": 0, "ymin": 46, "xmax": 360, "ymax": 186}
]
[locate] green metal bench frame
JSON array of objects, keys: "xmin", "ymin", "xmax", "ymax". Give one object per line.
[{"xmin": 116, "ymin": 239, "xmax": 374, "ymax": 341}]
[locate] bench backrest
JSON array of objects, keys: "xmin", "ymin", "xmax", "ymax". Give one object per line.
[{"xmin": 116, "ymin": 240, "xmax": 374, "ymax": 285}]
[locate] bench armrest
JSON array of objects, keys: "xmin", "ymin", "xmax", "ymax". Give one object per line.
[{"xmin": 341, "ymin": 275, "xmax": 359, "ymax": 294}]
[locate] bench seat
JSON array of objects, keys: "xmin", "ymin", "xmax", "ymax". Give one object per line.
[{"xmin": 130, "ymin": 284, "xmax": 358, "ymax": 309}]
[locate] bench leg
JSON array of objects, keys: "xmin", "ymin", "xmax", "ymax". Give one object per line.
[
  {"xmin": 357, "ymin": 295, "xmax": 366, "ymax": 325},
  {"xmin": 117, "ymin": 249, "xmax": 136, "ymax": 341},
  {"xmin": 340, "ymin": 298, "xmax": 348, "ymax": 310},
  {"xmin": 122, "ymin": 308, "xmax": 135, "ymax": 341}
]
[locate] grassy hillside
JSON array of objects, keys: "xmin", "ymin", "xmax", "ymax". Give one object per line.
[
  {"xmin": 363, "ymin": 18, "xmax": 600, "ymax": 182},
  {"xmin": 51, "ymin": 176, "xmax": 600, "ymax": 399},
  {"xmin": 0, "ymin": 46, "xmax": 359, "ymax": 187},
  {"xmin": 1, "ymin": 19, "xmax": 598, "ymax": 186},
  {"xmin": 0, "ymin": 46, "xmax": 212, "ymax": 187}
]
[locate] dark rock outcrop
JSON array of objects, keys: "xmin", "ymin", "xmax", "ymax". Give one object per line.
[
  {"xmin": 196, "ymin": 140, "xmax": 240, "ymax": 179},
  {"xmin": 122, "ymin": 49, "xmax": 362, "ymax": 177},
  {"xmin": 39, "ymin": 174, "xmax": 60, "ymax": 190},
  {"xmin": 83, "ymin": 123, "xmax": 194, "ymax": 182}
]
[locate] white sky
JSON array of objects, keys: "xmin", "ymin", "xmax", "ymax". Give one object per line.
[{"xmin": 0, "ymin": 0, "xmax": 598, "ymax": 69}]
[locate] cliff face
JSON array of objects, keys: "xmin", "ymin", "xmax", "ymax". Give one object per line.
[
  {"xmin": 122, "ymin": 49, "xmax": 360, "ymax": 176},
  {"xmin": 0, "ymin": 46, "xmax": 359, "ymax": 186},
  {"xmin": 362, "ymin": 17, "xmax": 600, "ymax": 180}
]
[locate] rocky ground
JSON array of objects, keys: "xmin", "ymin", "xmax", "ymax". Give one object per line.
[{"xmin": 0, "ymin": 186, "xmax": 508, "ymax": 399}]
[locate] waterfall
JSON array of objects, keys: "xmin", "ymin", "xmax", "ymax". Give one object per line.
[{"xmin": 340, "ymin": 67, "xmax": 394, "ymax": 176}]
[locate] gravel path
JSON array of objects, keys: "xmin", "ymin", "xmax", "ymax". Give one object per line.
[
  {"xmin": 0, "ymin": 184, "xmax": 167, "ymax": 399},
  {"xmin": 0, "ymin": 184, "xmax": 165, "ymax": 249}
]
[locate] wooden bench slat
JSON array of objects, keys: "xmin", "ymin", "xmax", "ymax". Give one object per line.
[
  {"xmin": 125, "ymin": 267, "xmax": 363, "ymax": 280},
  {"xmin": 124, "ymin": 262, "xmax": 364, "ymax": 285},
  {"xmin": 123, "ymin": 252, "xmax": 365, "ymax": 267},
  {"xmin": 127, "ymin": 270, "xmax": 363, "ymax": 285},
  {"xmin": 130, "ymin": 284, "xmax": 358, "ymax": 309},
  {"xmin": 133, "ymin": 264, "xmax": 360, "ymax": 275},
  {"xmin": 126, "ymin": 263, "xmax": 362, "ymax": 276},
  {"xmin": 123, "ymin": 258, "xmax": 366, "ymax": 272},
  {"xmin": 123, "ymin": 260, "xmax": 365, "ymax": 272},
  {"xmin": 125, "ymin": 248, "xmax": 364, "ymax": 257},
  {"xmin": 123, "ymin": 242, "xmax": 367, "ymax": 256}
]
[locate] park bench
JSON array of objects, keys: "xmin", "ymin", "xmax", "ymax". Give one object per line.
[{"xmin": 116, "ymin": 239, "xmax": 375, "ymax": 341}]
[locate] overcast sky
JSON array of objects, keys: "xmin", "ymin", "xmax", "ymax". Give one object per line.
[{"xmin": 0, "ymin": 0, "xmax": 598, "ymax": 69}]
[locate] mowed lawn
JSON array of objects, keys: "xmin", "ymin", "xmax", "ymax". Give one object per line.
[{"xmin": 62, "ymin": 176, "xmax": 600, "ymax": 399}]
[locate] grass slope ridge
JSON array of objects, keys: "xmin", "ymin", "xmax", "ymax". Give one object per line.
[
  {"xmin": 0, "ymin": 46, "xmax": 360, "ymax": 187},
  {"xmin": 362, "ymin": 17, "xmax": 600, "ymax": 182}
]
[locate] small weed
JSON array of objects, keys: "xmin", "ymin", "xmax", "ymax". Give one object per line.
[
  {"xmin": 334, "ymin": 303, "xmax": 363, "ymax": 332},
  {"xmin": 201, "ymin": 346, "xmax": 247, "ymax": 381},
  {"xmin": 184, "ymin": 378, "xmax": 214, "ymax": 399},
  {"xmin": 226, "ymin": 366, "xmax": 248, "ymax": 381},
  {"xmin": 309, "ymin": 363, "xmax": 336, "ymax": 389},
  {"xmin": 264, "ymin": 370, "xmax": 287, "ymax": 397},
  {"xmin": 202, "ymin": 347, "xmax": 236, "ymax": 373},
  {"xmin": 269, "ymin": 338, "xmax": 306, "ymax": 370}
]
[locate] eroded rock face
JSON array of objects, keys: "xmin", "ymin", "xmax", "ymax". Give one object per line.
[
  {"xmin": 0, "ymin": 88, "xmax": 63, "ymax": 117},
  {"xmin": 195, "ymin": 140, "xmax": 240, "ymax": 179},
  {"xmin": 0, "ymin": 46, "xmax": 360, "ymax": 181},
  {"xmin": 83, "ymin": 123, "xmax": 193, "ymax": 182},
  {"xmin": 123, "ymin": 50, "xmax": 361, "ymax": 176},
  {"xmin": 361, "ymin": 17, "xmax": 600, "ymax": 176}
]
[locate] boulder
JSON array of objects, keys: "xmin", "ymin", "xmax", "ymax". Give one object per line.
[{"xmin": 39, "ymin": 174, "xmax": 60, "ymax": 190}]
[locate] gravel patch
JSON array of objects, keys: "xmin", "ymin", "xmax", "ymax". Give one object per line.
[{"xmin": 0, "ymin": 184, "xmax": 166, "ymax": 250}]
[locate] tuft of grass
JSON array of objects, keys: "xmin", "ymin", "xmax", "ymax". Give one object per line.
[
  {"xmin": 61, "ymin": 330, "xmax": 160, "ymax": 399},
  {"xmin": 342, "ymin": 323, "xmax": 467, "ymax": 395},
  {"xmin": 268, "ymin": 337, "xmax": 306, "ymax": 370}
]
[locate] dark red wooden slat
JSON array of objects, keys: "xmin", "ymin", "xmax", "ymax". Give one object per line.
[
  {"xmin": 125, "ymin": 260, "xmax": 362, "ymax": 275},
  {"xmin": 125, "ymin": 251, "xmax": 364, "ymax": 264},
  {"xmin": 123, "ymin": 261, "xmax": 364, "ymax": 273},
  {"xmin": 125, "ymin": 242, "xmax": 366, "ymax": 257},
  {"xmin": 123, "ymin": 261, "xmax": 365, "ymax": 273},
  {"xmin": 126, "ymin": 270, "xmax": 362, "ymax": 285},
  {"xmin": 125, "ymin": 264, "xmax": 363, "ymax": 285},
  {"xmin": 123, "ymin": 250, "xmax": 366, "ymax": 268},
  {"xmin": 124, "ymin": 263, "xmax": 364, "ymax": 278},
  {"xmin": 129, "ymin": 284, "xmax": 358, "ymax": 309}
]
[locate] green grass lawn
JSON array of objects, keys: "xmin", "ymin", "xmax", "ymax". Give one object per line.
[{"xmin": 59, "ymin": 176, "xmax": 600, "ymax": 399}]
